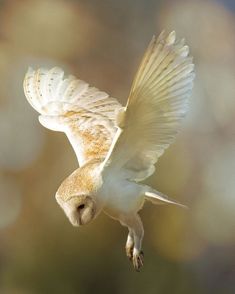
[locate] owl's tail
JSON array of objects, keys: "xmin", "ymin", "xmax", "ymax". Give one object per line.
[{"xmin": 144, "ymin": 189, "xmax": 187, "ymax": 209}]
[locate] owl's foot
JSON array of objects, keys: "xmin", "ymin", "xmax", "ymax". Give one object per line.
[
  {"xmin": 132, "ymin": 249, "xmax": 144, "ymax": 271},
  {"xmin": 126, "ymin": 244, "xmax": 134, "ymax": 260},
  {"xmin": 121, "ymin": 214, "xmax": 144, "ymax": 271},
  {"xmin": 125, "ymin": 244, "xmax": 144, "ymax": 271},
  {"xmin": 126, "ymin": 234, "xmax": 134, "ymax": 260}
]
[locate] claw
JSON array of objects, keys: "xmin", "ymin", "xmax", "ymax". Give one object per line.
[{"xmin": 132, "ymin": 250, "xmax": 144, "ymax": 271}]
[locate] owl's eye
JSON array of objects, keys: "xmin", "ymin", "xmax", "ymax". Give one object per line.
[{"xmin": 77, "ymin": 204, "xmax": 85, "ymax": 210}]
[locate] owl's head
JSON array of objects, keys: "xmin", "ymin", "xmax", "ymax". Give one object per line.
[
  {"xmin": 55, "ymin": 164, "xmax": 103, "ymax": 226},
  {"xmin": 56, "ymin": 193, "xmax": 97, "ymax": 226}
]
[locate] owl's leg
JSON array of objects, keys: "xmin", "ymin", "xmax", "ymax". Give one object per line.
[
  {"xmin": 126, "ymin": 231, "xmax": 134, "ymax": 260},
  {"xmin": 121, "ymin": 214, "xmax": 144, "ymax": 271}
]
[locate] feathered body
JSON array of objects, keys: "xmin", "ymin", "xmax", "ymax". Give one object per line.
[{"xmin": 23, "ymin": 31, "xmax": 194, "ymax": 270}]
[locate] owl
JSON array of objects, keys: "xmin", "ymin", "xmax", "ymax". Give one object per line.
[{"xmin": 23, "ymin": 31, "xmax": 194, "ymax": 271}]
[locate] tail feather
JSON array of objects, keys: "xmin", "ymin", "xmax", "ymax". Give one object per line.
[{"xmin": 145, "ymin": 190, "xmax": 187, "ymax": 209}]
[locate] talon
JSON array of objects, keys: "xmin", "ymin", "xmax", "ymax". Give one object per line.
[{"xmin": 132, "ymin": 250, "xmax": 144, "ymax": 271}]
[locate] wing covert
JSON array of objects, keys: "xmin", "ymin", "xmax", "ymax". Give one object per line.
[{"xmin": 23, "ymin": 67, "xmax": 122, "ymax": 166}]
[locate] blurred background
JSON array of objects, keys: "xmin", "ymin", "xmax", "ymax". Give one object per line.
[{"xmin": 0, "ymin": 0, "xmax": 235, "ymax": 293}]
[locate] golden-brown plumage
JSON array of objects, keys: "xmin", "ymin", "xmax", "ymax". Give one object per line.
[{"xmin": 56, "ymin": 160, "xmax": 102, "ymax": 201}]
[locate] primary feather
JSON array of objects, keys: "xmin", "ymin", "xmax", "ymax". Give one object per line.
[{"xmin": 103, "ymin": 31, "xmax": 195, "ymax": 181}]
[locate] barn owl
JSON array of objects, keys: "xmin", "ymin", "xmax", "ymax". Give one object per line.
[{"xmin": 23, "ymin": 31, "xmax": 194, "ymax": 271}]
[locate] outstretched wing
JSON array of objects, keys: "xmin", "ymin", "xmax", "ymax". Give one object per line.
[
  {"xmin": 103, "ymin": 31, "xmax": 195, "ymax": 181},
  {"xmin": 23, "ymin": 67, "xmax": 122, "ymax": 166}
]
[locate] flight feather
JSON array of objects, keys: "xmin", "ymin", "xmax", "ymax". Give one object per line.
[
  {"xmin": 103, "ymin": 31, "xmax": 195, "ymax": 181},
  {"xmin": 23, "ymin": 67, "xmax": 122, "ymax": 166}
]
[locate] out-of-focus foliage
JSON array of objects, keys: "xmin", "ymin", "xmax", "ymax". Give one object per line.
[{"xmin": 0, "ymin": 0, "xmax": 234, "ymax": 293}]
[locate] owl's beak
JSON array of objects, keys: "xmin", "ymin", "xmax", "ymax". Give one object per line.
[
  {"xmin": 67, "ymin": 208, "xmax": 82, "ymax": 227},
  {"xmin": 56, "ymin": 195, "xmax": 81, "ymax": 226}
]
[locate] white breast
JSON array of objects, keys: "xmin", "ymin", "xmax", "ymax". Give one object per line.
[{"xmin": 100, "ymin": 172, "xmax": 145, "ymax": 218}]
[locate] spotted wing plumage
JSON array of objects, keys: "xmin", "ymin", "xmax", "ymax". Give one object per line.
[{"xmin": 23, "ymin": 67, "xmax": 122, "ymax": 166}]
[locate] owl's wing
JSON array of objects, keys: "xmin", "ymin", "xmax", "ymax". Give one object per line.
[
  {"xmin": 24, "ymin": 67, "xmax": 122, "ymax": 166},
  {"xmin": 103, "ymin": 31, "xmax": 195, "ymax": 181}
]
